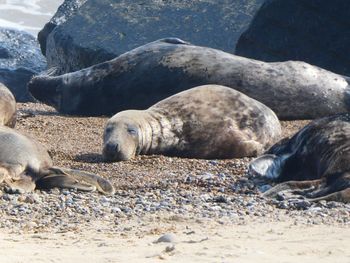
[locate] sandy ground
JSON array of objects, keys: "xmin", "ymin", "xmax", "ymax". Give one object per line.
[
  {"xmin": 1, "ymin": 218, "xmax": 349, "ymax": 263},
  {"xmin": 0, "ymin": 103, "xmax": 348, "ymax": 263}
]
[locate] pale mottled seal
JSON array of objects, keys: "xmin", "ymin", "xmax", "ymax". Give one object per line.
[
  {"xmin": 0, "ymin": 126, "xmax": 114, "ymax": 194},
  {"xmin": 249, "ymin": 114, "xmax": 350, "ymax": 203},
  {"xmin": 0, "ymin": 83, "xmax": 16, "ymax": 127},
  {"xmin": 102, "ymin": 85, "xmax": 282, "ymax": 161},
  {"xmin": 28, "ymin": 38, "xmax": 350, "ymax": 119}
]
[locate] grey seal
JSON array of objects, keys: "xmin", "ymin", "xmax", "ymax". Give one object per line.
[
  {"xmin": 0, "ymin": 126, "xmax": 114, "ymax": 195},
  {"xmin": 102, "ymin": 85, "xmax": 282, "ymax": 161},
  {"xmin": 0, "ymin": 83, "xmax": 16, "ymax": 127},
  {"xmin": 28, "ymin": 38, "xmax": 350, "ymax": 119},
  {"xmin": 249, "ymin": 113, "xmax": 350, "ymax": 203}
]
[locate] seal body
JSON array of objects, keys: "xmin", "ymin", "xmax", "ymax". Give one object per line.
[
  {"xmin": 28, "ymin": 38, "xmax": 350, "ymax": 119},
  {"xmin": 102, "ymin": 85, "xmax": 282, "ymax": 161},
  {"xmin": 0, "ymin": 83, "xmax": 16, "ymax": 127},
  {"xmin": 249, "ymin": 113, "xmax": 350, "ymax": 203},
  {"xmin": 0, "ymin": 126, "xmax": 114, "ymax": 194}
]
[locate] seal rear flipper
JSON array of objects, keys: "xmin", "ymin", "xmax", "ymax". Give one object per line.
[
  {"xmin": 248, "ymin": 154, "xmax": 281, "ymax": 179},
  {"xmin": 37, "ymin": 167, "xmax": 115, "ymax": 195}
]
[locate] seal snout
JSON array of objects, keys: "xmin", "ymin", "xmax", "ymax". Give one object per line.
[
  {"xmin": 102, "ymin": 141, "xmax": 120, "ymax": 161},
  {"xmin": 28, "ymin": 76, "xmax": 62, "ymax": 109}
]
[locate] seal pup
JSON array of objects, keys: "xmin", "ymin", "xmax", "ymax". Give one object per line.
[
  {"xmin": 249, "ymin": 114, "xmax": 350, "ymax": 203},
  {"xmin": 0, "ymin": 83, "xmax": 16, "ymax": 127},
  {"xmin": 0, "ymin": 126, "xmax": 114, "ymax": 195},
  {"xmin": 102, "ymin": 85, "xmax": 282, "ymax": 161},
  {"xmin": 28, "ymin": 38, "xmax": 350, "ymax": 119}
]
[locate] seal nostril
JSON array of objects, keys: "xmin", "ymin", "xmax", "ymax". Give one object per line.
[{"xmin": 105, "ymin": 143, "xmax": 118, "ymax": 153}]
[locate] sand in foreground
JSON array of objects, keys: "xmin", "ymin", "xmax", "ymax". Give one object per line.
[{"xmin": 1, "ymin": 218, "xmax": 349, "ymax": 263}]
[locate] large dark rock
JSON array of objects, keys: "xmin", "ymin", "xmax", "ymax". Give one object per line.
[
  {"xmin": 0, "ymin": 28, "xmax": 46, "ymax": 102},
  {"xmin": 44, "ymin": 0, "xmax": 264, "ymax": 74},
  {"xmin": 38, "ymin": 0, "xmax": 87, "ymax": 56},
  {"xmin": 236, "ymin": 0, "xmax": 350, "ymax": 76}
]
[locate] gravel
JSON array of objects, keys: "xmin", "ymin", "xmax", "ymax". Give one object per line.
[{"xmin": 0, "ymin": 103, "xmax": 347, "ymax": 234}]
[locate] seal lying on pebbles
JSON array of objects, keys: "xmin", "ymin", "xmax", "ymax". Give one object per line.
[
  {"xmin": 102, "ymin": 85, "xmax": 282, "ymax": 161},
  {"xmin": 0, "ymin": 126, "xmax": 114, "ymax": 194},
  {"xmin": 28, "ymin": 38, "xmax": 350, "ymax": 119},
  {"xmin": 249, "ymin": 114, "xmax": 350, "ymax": 203},
  {"xmin": 0, "ymin": 83, "xmax": 16, "ymax": 127}
]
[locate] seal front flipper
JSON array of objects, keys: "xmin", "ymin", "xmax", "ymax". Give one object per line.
[
  {"xmin": 36, "ymin": 167, "xmax": 115, "ymax": 195},
  {"xmin": 4, "ymin": 175, "xmax": 36, "ymax": 194},
  {"xmin": 262, "ymin": 179, "xmax": 323, "ymax": 199}
]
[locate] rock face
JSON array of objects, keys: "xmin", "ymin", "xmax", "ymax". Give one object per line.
[
  {"xmin": 0, "ymin": 28, "xmax": 46, "ymax": 102},
  {"xmin": 37, "ymin": 0, "xmax": 87, "ymax": 56},
  {"xmin": 236, "ymin": 0, "xmax": 350, "ymax": 76},
  {"xmin": 44, "ymin": 0, "xmax": 264, "ymax": 74}
]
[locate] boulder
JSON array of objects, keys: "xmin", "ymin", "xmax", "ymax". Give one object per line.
[
  {"xmin": 0, "ymin": 28, "xmax": 46, "ymax": 102},
  {"xmin": 44, "ymin": 0, "xmax": 264, "ymax": 74},
  {"xmin": 37, "ymin": 0, "xmax": 87, "ymax": 56},
  {"xmin": 236, "ymin": 0, "xmax": 350, "ymax": 76}
]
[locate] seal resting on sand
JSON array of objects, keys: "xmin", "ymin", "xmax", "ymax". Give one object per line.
[
  {"xmin": 102, "ymin": 85, "xmax": 282, "ymax": 161},
  {"xmin": 0, "ymin": 126, "xmax": 114, "ymax": 195},
  {"xmin": 28, "ymin": 38, "xmax": 350, "ymax": 119},
  {"xmin": 0, "ymin": 83, "xmax": 16, "ymax": 127},
  {"xmin": 249, "ymin": 114, "xmax": 350, "ymax": 203}
]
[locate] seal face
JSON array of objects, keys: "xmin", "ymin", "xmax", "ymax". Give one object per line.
[
  {"xmin": 249, "ymin": 113, "xmax": 350, "ymax": 203},
  {"xmin": 0, "ymin": 83, "xmax": 16, "ymax": 127},
  {"xmin": 0, "ymin": 126, "xmax": 114, "ymax": 195},
  {"xmin": 28, "ymin": 38, "xmax": 350, "ymax": 119},
  {"xmin": 102, "ymin": 85, "xmax": 282, "ymax": 161}
]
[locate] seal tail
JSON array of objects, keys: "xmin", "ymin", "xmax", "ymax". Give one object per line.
[{"xmin": 36, "ymin": 167, "xmax": 115, "ymax": 195}]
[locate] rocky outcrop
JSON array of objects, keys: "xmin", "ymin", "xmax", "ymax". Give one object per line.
[
  {"xmin": 236, "ymin": 0, "xmax": 350, "ymax": 76},
  {"xmin": 37, "ymin": 0, "xmax": 87, "ymax": 56},
  {"xmin": 43, "ymin": 0, "xmax": 264, "ymax": 74},
  {"xmin": 0, "ymin": 28, "xmax": 46, "ymax": 102}
]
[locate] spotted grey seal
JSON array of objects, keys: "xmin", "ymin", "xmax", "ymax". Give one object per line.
[
  {"xmin": 102, "ymin": 85, "xmax": 282, "ymax": 161},
  {"xmin": 0, "ymin": 126, "xmax": 114, "ymax": 194},
  {"xmin": 249, "ymin": 114, "xmax": 350, "ymax": 203},
  {"xmin": 28, "ymin": 38, "xmax": 350, "ymax": 119},
  {"xmin": 0, "ymin": 83, "xmax": 16, "ymax": 127}
]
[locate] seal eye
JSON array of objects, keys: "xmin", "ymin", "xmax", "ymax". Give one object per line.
[
  {"xmin": 127, "ymin": 127, "xmax": 138, "ymax": 136},
  {"xmin": 105, "ymin": 127, "xmax": 113, "ymax": 134}
]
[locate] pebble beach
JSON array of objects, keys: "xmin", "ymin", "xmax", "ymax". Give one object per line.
[{"xmin": 0, "ymin": 103, "xmax": 348, "ymax": 262}]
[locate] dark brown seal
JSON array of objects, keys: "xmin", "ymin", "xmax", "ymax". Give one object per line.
[
  {"xmin": 28, "ymin": 38, "xmax": 350, "ymax": 119},
  {"xmin": 102, "ymin": 85, "xmax": 282, "ymax": 161},
  {"xmin": 249, "ymin": 113, "xmax": 350, "ymax": 203}
]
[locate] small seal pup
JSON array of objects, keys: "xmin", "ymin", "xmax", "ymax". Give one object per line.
[
  {"xmin": 249, "ymin": 113, "xmax": 350, "ymax": 203},
  {"xmin": 102, "ymin": 85, "xmax": 282, "ymax": 161},
  {"xmin": 0, "ymin": 82, "xmax": 16, "ymax": 127},
  {"xmin": 0, "ymin": 126, "xmax": 114, "ymax": 194},
  {"xmin": 28, "ymin": 38, "xmax": 350, "ymax": 119}
]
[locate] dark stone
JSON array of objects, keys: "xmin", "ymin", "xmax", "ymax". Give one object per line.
[
  {"xmin": 44, "ymin": 0, "xmax": 264, "ymax": 74},
  {"xmin": 236, "ymin": 0, "xmax": 350, "ymax": 76},
  {"xmin": 37, "ymin": 0, "xmax": 87, "ymax": 56},
  {"xmin": 0, "ymin": 28, "xmax": 46, "ymax": 102}
]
